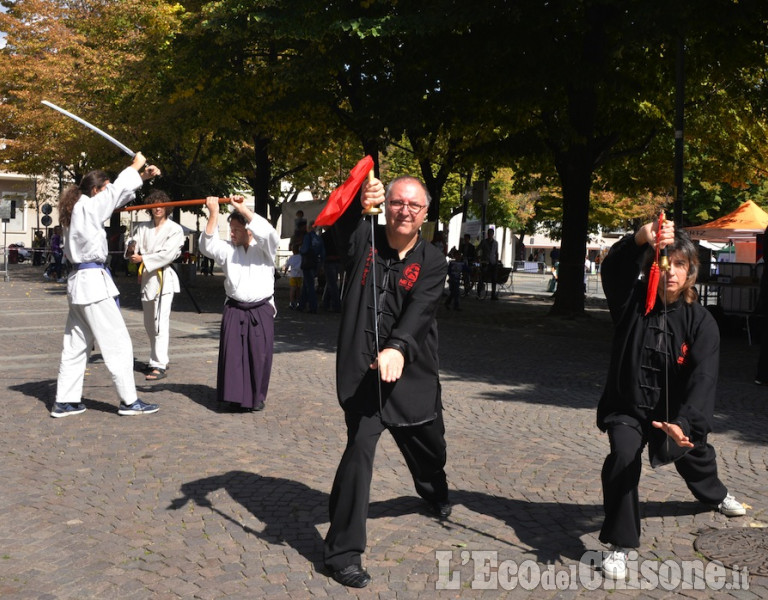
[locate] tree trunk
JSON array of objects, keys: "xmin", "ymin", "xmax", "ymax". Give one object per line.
[
  {"xmin": 550, "ymin": 149, "xmax": 592, "ymax": 317},
  {"xmin": 362, "ymin": 140, "xmax": 379, "ymax": 176},
  {"xmin": 419, "ymin": 159, "xmax": 451, "ymax": 223},
  {"xmin": 249, "ymin": 136, "xmax": 272, "ymax": 219}
]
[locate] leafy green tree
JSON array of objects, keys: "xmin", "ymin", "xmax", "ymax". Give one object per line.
[{"xmin": 478, "ymin": 0, "xmax": 768, "ymax": 315}]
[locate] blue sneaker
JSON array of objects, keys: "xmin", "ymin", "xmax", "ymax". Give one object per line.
[
  {"xmin": 118, "ymin": 399, "xmax": 159, "ymax": 416},
  {"xmin": 50, "ymin": 402, "xmax": 87, "ymax": 418}
]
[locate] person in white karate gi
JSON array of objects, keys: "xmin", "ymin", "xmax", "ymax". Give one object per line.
[
  {"xmin": 51, "ymin": 152, "xmax": 162, "ymax": 418},
  {"xmin": 128, "ymin": 190, "xmax": 185, "ymax": 381}
]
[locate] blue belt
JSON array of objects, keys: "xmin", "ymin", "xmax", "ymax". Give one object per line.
[
  {"xmin": 73, "ymin": 262, "xmax": 119, "ymax": 307},
  {"xmin": 74, "ymin": 262, "xmax": 106, "ymax": 271}
]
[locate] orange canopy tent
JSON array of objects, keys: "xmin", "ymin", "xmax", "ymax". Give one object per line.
[{"xmin": 686, "ymin": 200, "xmax": 768, "ymax": 242}]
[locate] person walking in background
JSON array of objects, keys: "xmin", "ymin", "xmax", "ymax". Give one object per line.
[
  {"xmin": 431, "ymin": 230, "xmax": 447, "ymax": 256},
  {"xmin": 478, "ymin": 228, "xmax": 500, "ymax": 300},
  {"xmin": 298, "ymin": 220, "xmax": 324, "ymax": 314},
  {"xmin": 43, "ymin": 225, "xmax": 65, "ymax": 282},
  {"xmin": 323, "ymin": 175, "xmax": 451, "ymax": 589},
  {"xmin": 50, "ymin": 153, "xmax": 162, "ymax": 418},
  {"xmin": 597, "ymin": 218, "xmax": 746, "ymax": 581},
  {"xmin": 321, "ymin": 226, "xmax": 342, "ymax": 312},
  {"xmin": 445, "ymin": 249, "xmax": 467, "ymax": 310},
  {"xmin": 128, "ymin": 190, "xmax": 185, "ymax": 382},
  {"xmin": 199, "ymin": 195, "xmax": 279, "ymax": 413},
  {"xmin": 458, "ymin": 233, "xmax": 476, "ymax": 296},
  {"xmin": 32, "ymin": 230, "xmax": 45, "ymax": 266}
]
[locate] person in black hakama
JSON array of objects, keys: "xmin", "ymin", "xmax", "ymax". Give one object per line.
[
  {"xmin": 199, "ymin": 196, "xmax": 279, "ymax": 412},
  {"xmin": 323, "ymin": 175, "xmax": 451, "ymax": 589},
  {"xmin": 598, "ymin": 219, "xmax": 746, "ymax": 581}
]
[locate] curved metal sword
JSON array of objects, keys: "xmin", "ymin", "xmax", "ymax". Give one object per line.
[{"xmin": 41, "ymin": 100, "xmax": 136, "ymax": 157}]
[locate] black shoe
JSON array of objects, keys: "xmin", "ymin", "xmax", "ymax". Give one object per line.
[
  {"xmin": 252, "ymin": 402, "xmax": 265, "ymax": 412},
  {"xmin": 330, "ymin": 564, "xmax": 371, "ymax": 588},
  {"xmin": 431, "ymin": 501, "xmax": 452, "ymax": 519}
]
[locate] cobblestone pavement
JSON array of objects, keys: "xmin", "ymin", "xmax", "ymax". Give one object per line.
[{"xmin": 0, "ymin": 263, "xmax": 766, "ymax": 599}]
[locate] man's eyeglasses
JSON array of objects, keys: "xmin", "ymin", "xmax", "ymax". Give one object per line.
[{"xmin": 387, "ymin": 200, "xmax": 426, "ymax": 215}]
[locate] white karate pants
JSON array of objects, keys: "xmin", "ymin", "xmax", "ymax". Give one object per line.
[
  {"xmin": 142, "ymin": 293, "xmax": 173, "ymax": 369},
  {"xmin": 56, "ymin": 297, "xmax": 137, "ymax": 405}
]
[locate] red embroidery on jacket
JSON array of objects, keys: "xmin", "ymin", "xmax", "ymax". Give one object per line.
[
  {"xmin": 361, "ymin": 248, "xmax": 375, "ymax": 286},
  {"xmin": 677, "ymin": 342, "xmax": 689, "ymax": 365},
  {"xmin": 400, "ymin": 263, "xmax": 421, "ymax": 291}
]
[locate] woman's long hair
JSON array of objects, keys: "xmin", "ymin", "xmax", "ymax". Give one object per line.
[
  {"xmin": 669, "ymin": 229, "xmax": 700, "ymax": 304},
  {"xmin": 58, "ymin": 170, "xmax": 110, "ymax": 228},
  {"xmin": 644, "ymin": 228, "xmax": 700, "ymax": 304}
]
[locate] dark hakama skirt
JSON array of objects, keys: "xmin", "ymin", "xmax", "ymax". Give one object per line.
[{"xmin": 217, "ymin": 297, "xmax": 274, "ymax": 408}]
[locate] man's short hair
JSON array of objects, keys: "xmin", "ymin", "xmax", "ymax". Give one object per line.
[
  {"xmin": 385, "ymin": 176, "xmax": 432, "ymax": 206},
  {"xmin": 228, "ymin": 212, "xmax": 248, "ymax": 226}
]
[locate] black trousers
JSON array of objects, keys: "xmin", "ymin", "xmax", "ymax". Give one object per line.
[
  {"xmin": 323, "ymin": 410, "xmax": 449, "ymax": 571},
  {"xmin": 480, "ymin": 263, "xmax": 498, "ymax": 297},
  {"xmin": 599, "ymin": 422, "xmax": 727, "ymax": 548}
]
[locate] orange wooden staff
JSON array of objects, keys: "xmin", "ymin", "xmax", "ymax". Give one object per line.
[{"xmin": 120, "ymin": 197, "xmax": 242, "ymax": 212}]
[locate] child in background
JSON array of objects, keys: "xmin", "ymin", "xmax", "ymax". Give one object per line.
[{"xmin": 283, "ymin": 243, "xmax": 303, "ymax": 309}]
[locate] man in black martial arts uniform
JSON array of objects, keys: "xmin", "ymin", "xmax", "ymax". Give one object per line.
[
  {"xmin": 323, "ymin": 175, "xmax": 451, "ymax": 588},
  {"xmin": 598, "ymin": 218, "xmax": 746, "ymax": 581}
]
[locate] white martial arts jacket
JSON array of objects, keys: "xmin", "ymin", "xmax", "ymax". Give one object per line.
[
  {"xmin": 132, "ymin": 219, "xmax": 185, "ymax": 301},
  {"xmin": 199, "ymin": 213, "xmax": 279, "ymax": 306},
  {"xmin": 64, "ymin": 167, "xmax": 143, "ymax": 305}
]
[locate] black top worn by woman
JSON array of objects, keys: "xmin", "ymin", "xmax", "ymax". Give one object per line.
[{"xmin": 598, "ymin": 234, "xmax": 719, "ymax": 464}]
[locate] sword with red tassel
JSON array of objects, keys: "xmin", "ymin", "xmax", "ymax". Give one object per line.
[
  {"xmin": 645, "ymin": 211, "xmax": 670, "ymax": 315},
  {"xmin": 646, "ymin": 211, "xmax": 675, "ymax": 459}
]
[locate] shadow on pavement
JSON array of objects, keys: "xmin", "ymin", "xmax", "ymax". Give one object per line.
[
  {"xmin": 168, "ymin": 471, "xmax": 652, "ymax": 568},
  {"xmin": 167, "ymin": 471, "xmax": 329, "ymax": 568},
  {"xmin": 8, "ymin": 379, "xmax": 125, "ymax": 415},
  {"xmin": 139, "ymin": 381, "xmax": 218, "ymax": 411}
]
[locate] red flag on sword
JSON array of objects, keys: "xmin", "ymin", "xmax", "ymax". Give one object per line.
[
  {"xmin": 313, "ymin": 155, "xmax": 375, "ymax": 227},
  {"xmin": 645, "ymin": 211, "xmax": 666, "ymax": 315}
]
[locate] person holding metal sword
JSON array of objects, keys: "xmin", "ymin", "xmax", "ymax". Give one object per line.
[
  {"xmin": 51, "ymin": 152, "xmax": 162, "ymax": 417},
  {"xmin": 323, "ymin": 175, "xmax": 451, "ymax": 588},
  {"xmin": 597, "ymin": 218, "xmax": 746, "ymax": 580}
]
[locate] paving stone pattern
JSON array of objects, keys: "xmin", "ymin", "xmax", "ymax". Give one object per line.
[{"xmin": 0, "ymin": 263, "xmax": 766, "ymax": 599}]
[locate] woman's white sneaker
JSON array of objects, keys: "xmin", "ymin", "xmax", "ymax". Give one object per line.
[{"xmin": 602, "ymin": 546, "xmax": 627, "ymax": 580}]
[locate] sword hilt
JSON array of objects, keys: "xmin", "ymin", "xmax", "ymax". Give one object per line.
[
  {"xmin": 361, "ymin": 169, "xmax": 383, "ymax": 215},
  {"xmin": 660, "ymin": 249, "xmax": 670, "ymax": 272}
]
